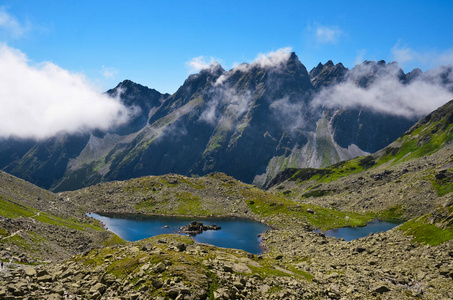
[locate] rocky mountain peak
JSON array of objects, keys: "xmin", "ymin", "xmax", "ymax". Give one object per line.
[
  {"xmin": 405, "ymin": 68, "xmax": 423, "ymax": 83},
  {"xmin": 309, "ymin": 60, "xmax": 348, "ymax": 89},
  {"xmin": 348, "ymin": 60, "xmax": 406, "ymax": 87}
]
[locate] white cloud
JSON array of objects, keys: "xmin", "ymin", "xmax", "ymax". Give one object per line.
[
  {"xmin": 101, "ymin": 66, "xmax": 118, "ymax": 79},
  {"xmin": 392, "ymin": 42, "xmax": 453, "ymax": 69},
  {"xmin": 186, "ymin": 56, "xmax": 221, "ymax": 73},
  {"xmin": 314, "ymin": 25, "xmax": 343, "ymax": 44},
  {"xmin": 0, "ymin": 44, "xmax": 133, "ymax": 140},
  {"xmin": 232, "ymin": 47, "xmax": 293, "ymax": 73},
  {"xmin": 0, "ymin": 8, "xmax": 28, "ymax": 38},
  {"xmin": 311, "ymin": 63, "xmax": 453, "ymax": 118},
  {"xmin": 253, "ymin": 47, "xmax": 293, "ymax": 68},
  {"xmin": 269, "ymin": 96, "xmax": 307, "ymax": 131},
  {"xmin": 199, "ymin": 88, "xmax": 252, "ymax": 125}
]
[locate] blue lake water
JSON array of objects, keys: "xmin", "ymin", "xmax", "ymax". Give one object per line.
[
  {"xmin": 87, "ymin": 213, "xmax": 271, "ymax": 254},
  {"xmin": 316, "ymin": 220, "xmax": 403, "ymax": 241}
]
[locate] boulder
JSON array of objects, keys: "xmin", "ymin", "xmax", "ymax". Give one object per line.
[
  {"xmin": 22, "ymin": 266, "xmax": 36, "ymax": 277},
  {"xmin": 372, "ymin": 284, "xmax": 391, "ymax": 294}
]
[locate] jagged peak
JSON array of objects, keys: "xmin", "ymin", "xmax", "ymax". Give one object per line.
[
  {"xmin": 325, "ymin": 60, "xmax": 334, "ymax": 67},
  {"xmin": 111, "ymin": 79, "xmax": 161, "ymax": 95}
]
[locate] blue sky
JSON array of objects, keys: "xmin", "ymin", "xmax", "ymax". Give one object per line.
[{"xmin": 1, "ymin": 0, "xmax": 452, "ymax": 94}]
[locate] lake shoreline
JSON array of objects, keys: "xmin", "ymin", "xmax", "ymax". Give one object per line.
[{"xmin": 88, "ymin": 212, "xmax": 272, "ymax": 255}]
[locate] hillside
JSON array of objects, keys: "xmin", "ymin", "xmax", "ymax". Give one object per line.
[
  {"xmin": 0, "ymin": 170, "xmax": 120, "ymax": 262},
  {"xmin": 0, "ymin": 168, "xmax": 452, "ymax": 299},
  {"xmin": 267, "ymin": 99, "xmax": 453, "ymax": 242}
]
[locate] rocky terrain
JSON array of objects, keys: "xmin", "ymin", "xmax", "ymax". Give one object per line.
[{"xmin": 0, "ymin": 170, "xmax": 120, "ymax": 262}]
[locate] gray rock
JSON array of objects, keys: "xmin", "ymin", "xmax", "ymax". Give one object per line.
[
  {"xmin": 89, "ymin": 282, "xmax": 107, "ymax": 294},
  {"xmin": 372, "ymin": 284, "xmax": 391, "ymax": 294},
  {"xmin": 154, "ymin": 262, "xmax": 166, "ymax": 273},
  {"xmin": 22, "ymin": 266, "xmax": 36, "ymax": 277},
  {"xmin": 176, "ymin": 243, "xmax": 186, "ymax": 252}
]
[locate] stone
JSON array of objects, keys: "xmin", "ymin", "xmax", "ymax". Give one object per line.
[
  {"xmin": 176, "ymin": 243, "xmax": 186, "ymax": 252},
  {"xmin": 22, "ymin": 266, "xmax": 36, "ymax": 277},
  {"xmin": 168, "ymin": 289, "xmax": 179, "ymax": 299},
  {"xmin": 154, "ymin": 262, "xmax": 166, "ymax": 273},
  {"xmin": 89, "ymin": 282, "xmax": 107, "ymax": 294},
  {"xmin": 129, "ymin": 247, "xmax": 140, "ymax": 253},
  {"xmin": 142, "ymin": 244, "xmax": 153, "ymax": 251},
  {"xmin": 37, "ymin": 274, "xmax": 52, "ymax": 283},
  {"xmin": 372, "ymin": 284, "xmax": 391, "ymax": 294},
  {"xmin": 152, "ymin": 278, "xmax": 164, "ymax": 289}
]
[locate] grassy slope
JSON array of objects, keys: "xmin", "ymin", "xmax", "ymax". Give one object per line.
[
  {"xmin": 0, "ymin": 170, "xmax": 122, "ymax": 261},
  {"xmin": 266, "ymin": 99, "xmax": 453, "ymax": 244}
]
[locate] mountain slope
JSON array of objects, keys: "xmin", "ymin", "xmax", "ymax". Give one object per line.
[
  {"xmin": 1, "ymin": 55, "xmax": 445, "ymax": 191},
  {"xmin": 267, "ymin": 99, "xmax": 453, "ymax": 220},
  {"xmin": 0, "ymin": 170, "xmax": 121, "ymax": 261}
]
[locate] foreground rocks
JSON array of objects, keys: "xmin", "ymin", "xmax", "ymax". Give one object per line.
[{"xmin": 1, "ymin": 228, "xmax": 452, "ymax": 299}]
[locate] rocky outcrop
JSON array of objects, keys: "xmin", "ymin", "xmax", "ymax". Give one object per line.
[{"xmin": 178, "ymin": 221, "xmax": 221, "ymax": 235}]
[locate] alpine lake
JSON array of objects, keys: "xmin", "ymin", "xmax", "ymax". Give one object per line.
[
  {"xmin": 316, "ymin": 219, "xmax": 404, "ymax": 241},
  {"xmin": 87, "ymin": 213, "xmax": 271, "ymax": 255},
  {"xmin": 88, "ymin": 213, "xmax": 403, "ymax": 254}
]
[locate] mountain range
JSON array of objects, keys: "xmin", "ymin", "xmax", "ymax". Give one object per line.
[{"xmin": 1, "ymin": 52, "xmax": 452, "ymax": 191}]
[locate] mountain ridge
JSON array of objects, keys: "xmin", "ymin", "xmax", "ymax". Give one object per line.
[{"xmin": 1, "ymin": 53, "xmax": 451, "ymax": 191}]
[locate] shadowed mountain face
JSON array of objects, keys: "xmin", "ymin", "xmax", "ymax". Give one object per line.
[{"xmin": 1, "ymin": 53, "xmax": 449, "ymax": 191}]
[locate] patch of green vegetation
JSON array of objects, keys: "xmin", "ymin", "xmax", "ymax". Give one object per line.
[
  {"xmin": 108, "ymin": 255, "xmax": 143, "ymax": 278},
  {"xmin": 34, "ymin": 212, "xmax": 104, "ymax": 232},
  {"xmin": 137, "ymin": 192, "xmax": 212, "ymax": 216},
  {"xmin": 376, "ymin": 205, "xmax": 405, "ymax": 220},
  {"xmin": 207, "ymin": 271, "xmax": 220, "ymax": 300},
  {"xmin": 286, "ymin": 266, "xmax": 314, "ymax": 281},
  {"xmin": 102, "ymin": 234, "xmax": 127, "ymax": 246},
  {"xmin": 379, "ymin": 122, "xmax": 453, "ymax": 165},
  {"xmin": 0, "ymin": 197, "xmax": 37, "ymax": 218},
  {"xmin": 430, "ymin": 170, "xmax": 453, "ymax": 197},
  {"xmin": 205, "ymin": 129, "xmax": 228, "ymax": 153},
  {"xmin": 399, "ymin": 216, "xmax": 453, "ymax": 245},
  {"xmin": 267, "ymin": 285, "xmax": 282, "ymax": 294},
  {"xmin": 358, "ymin": 156, "xmax": 376, "ymax": 169},
  {"xmin": 0, "ymin": 228, "xmax": 9, "ymax": 237},
  {"xmin": 6, "ymin": 234, "xmax": 31, "ymax": 250},
  {"xmin": 242, "ymin": 187, "xmax": 374, "ymax": 230},
  {"xmin": 173, "ymin": 192, "xmax": 210, "ymax": 215}
]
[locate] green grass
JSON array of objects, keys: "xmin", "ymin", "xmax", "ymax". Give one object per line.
[
  {"xmin": 376, "ymin": 205, "xmax": 405, "ymax": 220},
  {"xmin": 0, "ymin": 228, "xmax": 9, "ymax": 237},
  {"xmin": 173, "ymin": 192, "xmax": 210, "ymax": 215},
  {"xmin": 399, "ymin": 216, "xmax": 453, "ymax": 245},
  {"xmin": 136, "ymin": 191, "xmax": 212, "ymax": 216},
  {"xmin": 430, "ymin": 170, "xmax": 453, "ymax": 197},
  {"xmin": 34, "ymin": 212, "xmax": 104, "ymax": 231},
  {"xmin": 0, "ymin": 197, "xmax": 37, "ymax": 218},
  {"xmin": 102, "ymin": 234, "xmax": 127, "ymax": 246},
  {"xmin": 241, "ymin": 187, "xmax": 374, "ymax": 230},
  {"xmin": 378, "ymin": 122, "xmax": 453, "ymax": 165}
]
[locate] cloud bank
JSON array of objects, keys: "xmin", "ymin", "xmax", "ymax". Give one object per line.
[
  {"xmin": 0, "ymin": 44, "xmax": 132, "ymax": 140},
  {"xmin": 311, "ymin": 62, "xmax": 453, "ymax": 118}
]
